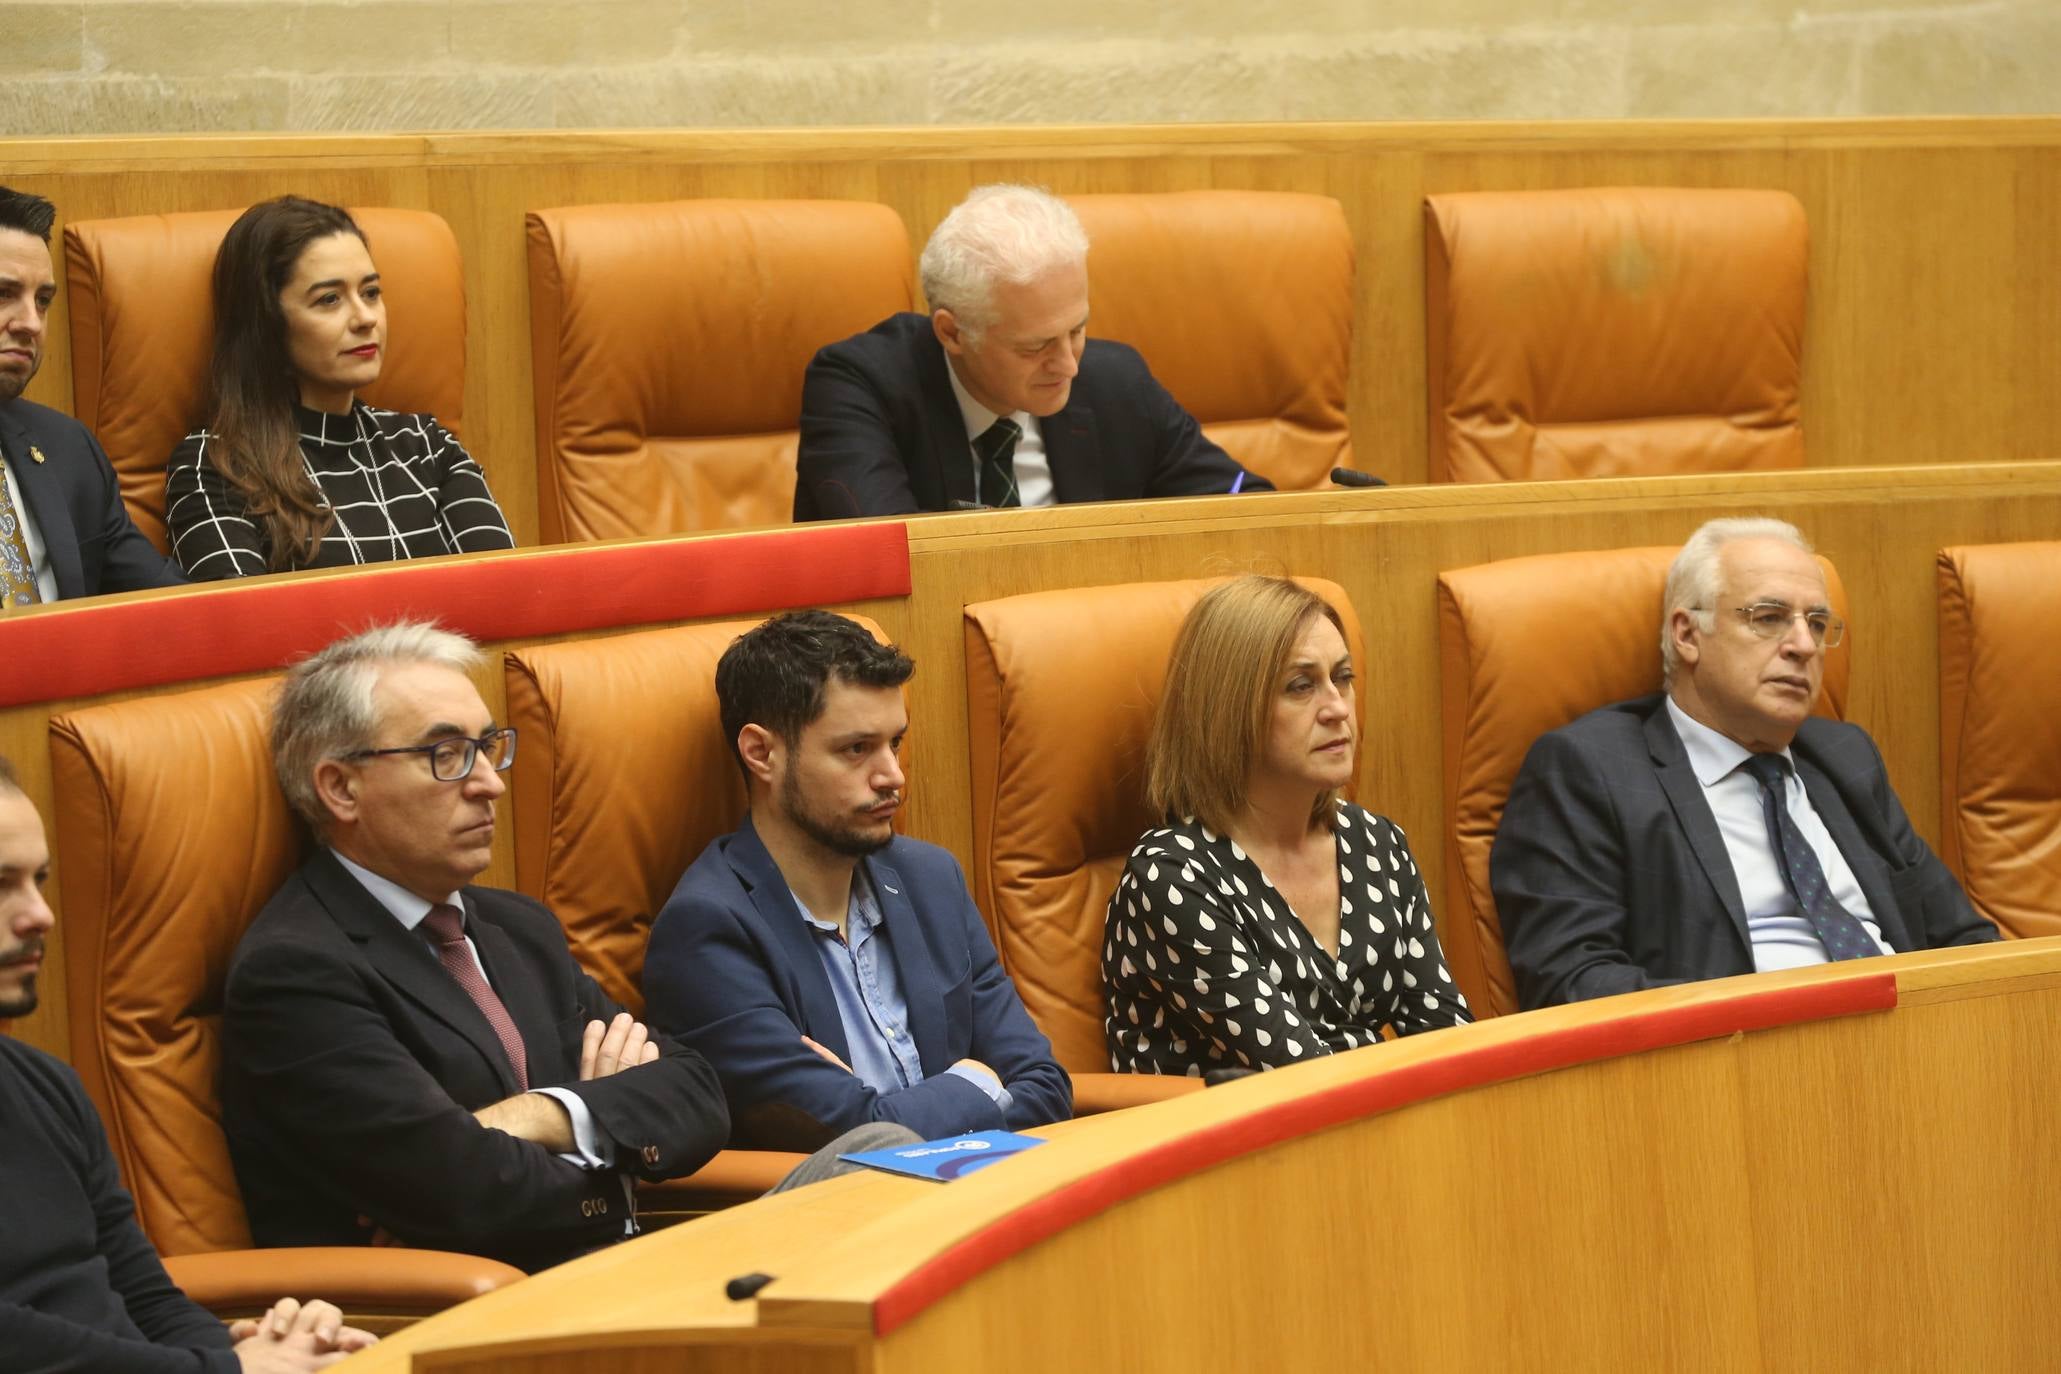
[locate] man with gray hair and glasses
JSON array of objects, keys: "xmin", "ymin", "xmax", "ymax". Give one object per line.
[
  {"xmin": 794, "ymin": 183, "xmax": 1262, "ymax": 519},
  {"xmin": 221, "ymin": 622, "xmax": 896, "ymax": 1274},
  {"xmin": 1492, "ymin": 517, "xmax": 1995, "ymax": 1010}
]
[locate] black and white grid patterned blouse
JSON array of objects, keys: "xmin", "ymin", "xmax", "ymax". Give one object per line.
[
  {"xmin": 165, "ymin": 402, "xmax": 514, "ymax": 579},
  {"xmin": 1105, "ymin": 801, "xmax": 1472, "ymax": 1075}
]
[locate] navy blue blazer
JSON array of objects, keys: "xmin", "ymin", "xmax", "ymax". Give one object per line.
[
  {"xmin": 1491, "ymin": 693, "xmax": 1997, "ymax": 1009},
  {"xmin": 793, "ymin": 311, "xmax": 1263, "ymax": 520},
  {"xmin": 0, "ymin": 398, "xmax": 182, "ymax": 600},
  {"xmin": 645, "ymin": 816, "xmax": 1072, "ymax": 1150}
]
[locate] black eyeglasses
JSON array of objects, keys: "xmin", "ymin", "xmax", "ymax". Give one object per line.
[
  {"xmin": 345, "ymin": 728, "xmax": 517, "ymax": 782},
  {"xmin": 1727, "ymin": 603, "xmax": 1847, "ymax": 647}
]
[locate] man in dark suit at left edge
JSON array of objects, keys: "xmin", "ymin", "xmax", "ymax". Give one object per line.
[
  {"xmin": 1, "ymin": 755, "xmax": 377, "ymax": 1372},
  {"xmin": 219, "ymin": 622, "xmax": 732, "ymax": 1274},
  {"xmin": 0, "ymin": 185, "xmax": 183, "ymax": 606}
]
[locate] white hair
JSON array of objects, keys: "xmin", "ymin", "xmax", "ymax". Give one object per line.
[
  {"xmin": 1660, "ymin": 517, "xmax": 1814, "ymax": 683},
  {"xmin": 272, "ymin": 621, "xmax": 482, "ymax": 835},
  {"xmin": 919, "ymin": 184, "xmax": 1089, "ymax": 343}
]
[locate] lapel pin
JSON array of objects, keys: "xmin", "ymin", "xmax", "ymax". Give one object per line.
[{"xmin": 29, "ymin": 445, "xmax": 46, "ymax": 464}]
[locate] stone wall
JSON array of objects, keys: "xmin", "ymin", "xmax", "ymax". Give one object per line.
[{"xmin": 4, "ymin": 0, "xmax": 2057, "ymax": 135}]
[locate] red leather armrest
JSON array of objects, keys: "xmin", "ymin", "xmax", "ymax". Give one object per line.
[
  {"xmin": 1071, "ymin": 1071, "xmax": 1207, "ymax": 1114},
  {"xmin": 161, "ymin": 1247, "xmax": 524, "ymax": 1319}
]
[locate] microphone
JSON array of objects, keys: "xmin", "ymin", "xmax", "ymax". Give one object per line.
[
  {"xmin": 725, "ymin": 1272, "xmax": 776, "ymax": 1301},
  {"xmin": 1330, "ymin": 467, "xmax": 1387, "ymax": 488}
]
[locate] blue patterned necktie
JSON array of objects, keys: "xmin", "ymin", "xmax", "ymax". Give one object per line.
[
  {"xmin": 1739, "ymin": 753, "xmax": 1880, "ymax": 961},
  {"xmin": 972, "ymin": 417, "xmax": 1022, "ymax": 508},
  {"xmin": 0, "ymin": 461, "xmax": 43, "ymax": 611}
]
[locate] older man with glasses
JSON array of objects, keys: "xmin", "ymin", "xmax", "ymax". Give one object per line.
[
  {"xmin": 216, "ymin": 621, "xmax": 732, "ymax": 1274},
  {"xmin": 1491, "ymin": 517, "xmax": 1997, "ymax": 1010}
]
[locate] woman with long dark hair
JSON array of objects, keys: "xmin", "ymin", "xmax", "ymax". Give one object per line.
[{"xmin": 165, "ymin": 196, "xmax": 512, "ymax": 578}]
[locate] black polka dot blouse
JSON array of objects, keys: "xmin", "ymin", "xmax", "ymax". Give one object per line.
[{"xmin": 1104, "ymin": 801, "xmax": 1472, "ymax": 1075}]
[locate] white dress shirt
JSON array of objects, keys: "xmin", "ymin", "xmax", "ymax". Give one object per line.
[
  {"xmin": 329, "ymin": 850, "xmax": 610, "ymax": 1168},
  {"xmin": 945, "ymin": 359, "xmax": 1055, "ymax": 508},
  {"xmin": 1, "ymin": 453, "xmax": 59, "ymax": 603},
  {"xmin": 1665, "ymin": 700, "xmax": 1888, "ymax": 971}
]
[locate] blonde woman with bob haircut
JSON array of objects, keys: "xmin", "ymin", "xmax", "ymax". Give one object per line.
[{"xmin": 1105, "ymin": 575, "xmax": 1470, "ymax": 1076}]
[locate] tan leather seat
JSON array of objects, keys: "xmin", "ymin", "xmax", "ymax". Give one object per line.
[
  {"xmin": 62, "ymin": 206, "xmax": 467, "ymax": 550},
  {"xmin": 525, "ymin": 200, "xmax": 915, "ymax": 542},
  {"xmin": 1937, "ymin": 541, "xmax": 2061, "ymax": 939},
  {"xmin": 1423, "ymin": 188, "xmax": 1807, "ymax": 483},
  {"xmin": 48, "ymin": 678, "xmax": 522, "ymax": 1321},
  {"xmin": 1068, "ymin": 191, "xmax": 1354, "ymax": 490},
  {"xmin": 1436, "ymin": 546, "xmax": 1850, "ymax": 1015},
  {"xmin": 963, "ymin": 577, "xmax": 1364, "ymax": 1100},
  {"xmin": 505, "ymin": 617, "xmax": 802, "ymax": 1016}
]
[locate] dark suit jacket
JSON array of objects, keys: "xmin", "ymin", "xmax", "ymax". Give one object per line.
[
  {"xmin": 1491, "ymin": 693, "xmax": 1997, "ymax": 1010},
  {"xmin": 221, "ymin": 850, "xmax": 729, "ymax": 1273},
  {"xmin": 1, "ymin": 1035, "xmax": 236, "ymax": 1374},
  {"xmin": 644, "ymin": 816, "xmax": 1072, "ymax": 1150},
  {"xmin": 0, "ymin": 398, "xmax": 183, "ymax": 600},
  {"xmin": 794, "ymin": 311, "xmax": 1264, "ymax": 519}
]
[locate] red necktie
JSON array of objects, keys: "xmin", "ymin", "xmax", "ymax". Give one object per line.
[{"xmin": 422, "ymin": 903, "xmax": 530, "ymax": 1089}]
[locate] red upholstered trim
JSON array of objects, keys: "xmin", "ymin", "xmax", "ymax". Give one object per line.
[
  {"xmin": 872, "ymin": 973, "xmax": 1897, "ymax": 1337},
  {"xmin": 0, "ymin": 524, "xmax": 910, "ymax": 708}
]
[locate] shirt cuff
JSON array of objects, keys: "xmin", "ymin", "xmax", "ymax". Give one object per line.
[
  {"xmin": 532, "ymin": 1087, "xmax": 611, "ymax": 1168},
  {"xmin": 944, "ymin": 1063, "xmax": 1015, "ymax": 1115}
]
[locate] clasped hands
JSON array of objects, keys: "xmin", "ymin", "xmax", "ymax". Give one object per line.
[{"xmin": 229, "ymin": 1296, "xmax": 377, "ymax": 1372}]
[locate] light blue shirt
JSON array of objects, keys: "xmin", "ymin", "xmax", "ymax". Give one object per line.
[
  {"xmin": 1665, "ymin": 701, "xmax": 1888, "ymax": 971},
  {"xmin": 795, "ymin": 865, "xmax": 1011, "ymax": 1112},
  {"xmin": 329, "ymin": 849, "xmax": 611, "ymax": 1169}
]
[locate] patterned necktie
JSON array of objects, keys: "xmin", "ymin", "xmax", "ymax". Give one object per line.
[
  {"xmin": 0, "ymin": 462, "xmax": 43, "ymax": 611},
  {"xmin": 1739, "ymin": 753, "xmax": 1881, "ymax": 961},
  {"xmin": 972, "ymin": 417, "xmax": 1022, "ymax": 509},
  {"xmin": 422, "ymin": 903, "xmax": 530, "ymax": 1089}
]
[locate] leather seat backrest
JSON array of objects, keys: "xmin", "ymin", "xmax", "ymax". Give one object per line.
[
  {"xmin": 1937, "ymin": 542, "xmax": 2061, "ymax": 939},
  {"xmin": 62, "ymin": 207, "xmax": 467, "ymax": 550},
  {"xmin": 504, "ymin": 613, "xmax": 894, "ymax": 1014},
  {"xmin": 50, "ymin": 676, "xmax": 293, "ymax": 1255},
  {"xmin": 1067, "ymin": 191, "xmax": 1354, "ymax": 491},
  {"xmin": 1423, "ymin": 187, "xmax": 1807, "ymax": 483},
  {"xmin": 525, "ymin": 200, "xmax": 915, "ymax": 543},
  {"xmin": 1437, "ymin": 546, "xmax": 1850, "ymax": 1015},
  {"xmin": 964, "ymin": 577, "xmax": 1365, "ymax": 1072}
]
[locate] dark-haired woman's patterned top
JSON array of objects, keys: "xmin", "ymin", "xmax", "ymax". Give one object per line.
[{"xmin": 166, "ymin": 401, "xmax": 512, "ymax": 578}]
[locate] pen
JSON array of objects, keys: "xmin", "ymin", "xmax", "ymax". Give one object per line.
[{"xmin": 1228, "ymin": 472, "xmax": 1246, "ymax": 495}]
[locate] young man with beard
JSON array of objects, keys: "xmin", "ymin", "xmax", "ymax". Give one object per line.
[{"xmin": 645, "ymin": 611, "xmax": 1070, "ymax": 1151}]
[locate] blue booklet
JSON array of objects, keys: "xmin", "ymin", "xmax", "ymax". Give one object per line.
[{"xmin": 838, "ymin": 1129, "xmax": 1047, "ymax": 1182}]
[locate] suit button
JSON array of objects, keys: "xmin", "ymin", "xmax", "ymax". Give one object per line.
[
  {"xmin": 580, "ymin": 1199, "xmax": 594, "ymax": 1217},
  {"xmin": 643, "ymin": 1144, "xmax": 660, "ymax": 1164}
]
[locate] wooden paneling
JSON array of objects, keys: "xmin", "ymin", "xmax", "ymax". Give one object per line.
[
  {"xmin": 7, "ymin": 119, "xmax": 2061, "ymax": 547},
  {"xmin": 8, "ymin": 462, "xmax": 2061, "ymax": 1060},
  {"xmin": 325, "ymin": 942, "xmax": 2061, "ymax": 1372},
  {"xmin": 852, "ymin": 950, "xmax": 2059, "ymax": 1371}
]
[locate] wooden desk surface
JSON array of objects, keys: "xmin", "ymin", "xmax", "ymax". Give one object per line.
[{"xmin": 341, "ymin": 939, "xmax": 2061, "ymax": 1372}]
